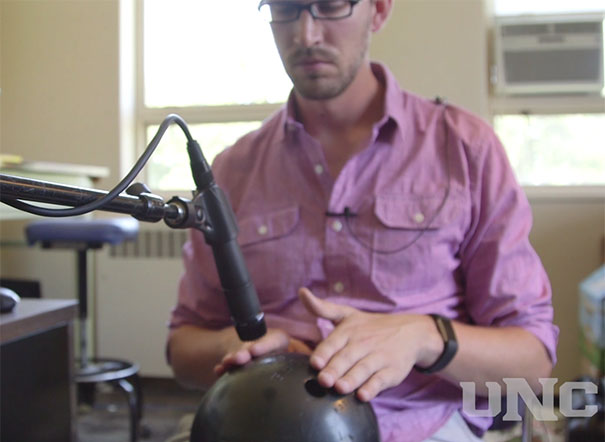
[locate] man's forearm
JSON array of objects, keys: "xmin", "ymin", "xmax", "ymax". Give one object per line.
[
  {"xmin": 168, "ymin": 324, "xmax": 240, "ymax": 390},
  {"xmin": 440, "ymin": 323, "xmax": 553, "ymax": 395}
]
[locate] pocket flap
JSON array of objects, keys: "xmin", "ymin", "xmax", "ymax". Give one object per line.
[
  {"xmin": 374, "ymin": 193, "xmax": 460, "ymax": 230},
  {"xmin": 238, "ymin": 206, "xmax": 300, "ymax": 246}
]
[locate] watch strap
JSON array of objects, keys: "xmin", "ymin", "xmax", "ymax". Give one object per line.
[{"xmin": 415, "ymin": 314, "xmax": 458, "ymax": 374}]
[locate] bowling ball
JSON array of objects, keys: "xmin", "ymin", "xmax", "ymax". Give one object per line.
[{"xmin": 190, "ymin": 352, "xmax": 381, "ymax": 442}]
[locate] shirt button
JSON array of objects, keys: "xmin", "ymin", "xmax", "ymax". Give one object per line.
[
  {"xmin": 333, "ymin": 282, "xmax": 344, "ymax": 293},
  {"xmin": 257, "ymin": 225, "xmax": 268, "ymax": 235},
  {"xmin": 331, "ymin": 220, "xmax": 343, "ymax": 232},
  {"xmin": 413, "ymin": 212, "xmax": 425, "ymax": 224},
  {"xmin": 314, "ymin": 164, "xmax": 324, "ymax": 175}
]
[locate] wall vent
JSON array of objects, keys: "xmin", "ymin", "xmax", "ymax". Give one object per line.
[
  {"xmin": 493, "ymin": 13, "xmax": 605, "ymax": 95},
  {"xmin": 109, "ymin": 230, "xmax": 188, "ymax": 259}
]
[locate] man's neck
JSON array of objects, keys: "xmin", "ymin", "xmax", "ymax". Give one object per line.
[
  {"xmin": 293, "ymin": 63, "xmax": 385, "ymax": 137},
  {"xmin": 292, "ymin": 62, "xmax": 386, "ymax": 178}
]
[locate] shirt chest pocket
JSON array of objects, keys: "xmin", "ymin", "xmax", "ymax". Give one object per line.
[
  {"xmin": 236, "ymin": 206, "xmax": 308, "ymax": 305},
  {"xmin": 370, "ymin": 192, "xmax": 466, "ymax": 299}
]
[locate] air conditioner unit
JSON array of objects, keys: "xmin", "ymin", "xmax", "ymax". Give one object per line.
[{"xmin": 493, "ymin": 13, "xmax": 605, "ymax": 95}]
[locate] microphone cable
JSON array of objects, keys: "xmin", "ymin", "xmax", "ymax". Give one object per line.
[
  {"xmin": 1, "ymin": 114, "xmax": 196, "ymax": 217},
  {"xmin": 334, "ymin": 101, "xmax": 452, "ymax": 255}
]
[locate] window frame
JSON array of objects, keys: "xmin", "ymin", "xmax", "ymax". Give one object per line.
[
  {"xmin": 134, "ymin": 0, "xmax": 285, "ymax": 193},
  {"xmin": 133, "ymin": 1, "xmax": 605, "ymax": 197},
  {"xmin": 490, "ymin": 104, "xmax": 605, "ymax": 199},
  {"xmin": 490, "ymin": 99, "xmax": 605, "ymax": 201},
  {"xmin": 488, "ymin": 1, "xmax": 605, "ymax": 196}
]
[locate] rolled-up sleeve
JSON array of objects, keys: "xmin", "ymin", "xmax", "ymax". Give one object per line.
[
  {"xmin": 460, "ymin": 131, "xmax": 559, "ymax": 365},
  {"xmin": 169, "ymin": 228, "xmax": 232, "ymax": 331}
]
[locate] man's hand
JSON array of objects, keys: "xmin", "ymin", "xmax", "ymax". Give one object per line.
[
  {"xmin": 214, "ymin": 328, "xmax": 312, "ymax": 376},
  {"xmin": 299, "ymin": 287, "xmax": 442, "ymax": 402}
]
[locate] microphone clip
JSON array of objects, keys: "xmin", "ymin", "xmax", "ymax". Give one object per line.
[{"xmin": 325, "ymin": 206, "xmax": 357, "ymax": 218}]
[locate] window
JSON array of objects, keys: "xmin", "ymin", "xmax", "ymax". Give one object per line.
[
  {"xmin": 139, "ymin": 0, "xmax": 292, "ymax": 190},
  {"xmin": 491, "ymin": 0, "xmax": 605, "ymax": 187},
  {"xmin": 145, "ymin": 122, "xmax": 263, "ymax": 190},
  {"xmin": 494, "ymin": 113, "xmax": 605, "ymax": 185}
]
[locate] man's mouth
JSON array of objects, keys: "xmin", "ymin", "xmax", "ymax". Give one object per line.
[
  {"xmin": 290, "ymin": 48, "xmax": 334, "ymax": 70},
  {"xmin": 297, "ymin": 58, "xmax": 328, "ymax": 67}
]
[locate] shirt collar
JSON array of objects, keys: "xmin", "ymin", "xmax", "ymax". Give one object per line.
[
  {"xmin": 370, "ymin": 62, "xmax": 409, "ymax": 135},
  {"xmin": 283, "ymin": 90, "xmax": 303, "ymax": 130}
]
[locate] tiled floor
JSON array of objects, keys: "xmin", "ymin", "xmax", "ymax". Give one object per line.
[
  {"xmin": 77, "ymin": 378, "xmax": 201, "ymax": 442},
  {"xmin": 77, "ymin": 379, "xmax": 571, "ymax": 442}
]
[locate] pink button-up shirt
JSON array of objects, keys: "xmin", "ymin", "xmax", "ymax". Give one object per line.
[{"xmin": 170, "ymin": 63, "xmax": 558, "ymax": 441}]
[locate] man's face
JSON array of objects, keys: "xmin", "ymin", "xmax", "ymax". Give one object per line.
[{"xmin": 268, "ymin": 0, "xmax": 374, "ymax": 100}]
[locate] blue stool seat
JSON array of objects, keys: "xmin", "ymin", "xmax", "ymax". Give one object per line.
[
  {"xmin": 26, "ymin": 217, "xmax": 144, "ymax": 442},
  {"xmin": 26, "ymin": 217, "xmax": 139, "ymax": 248}
]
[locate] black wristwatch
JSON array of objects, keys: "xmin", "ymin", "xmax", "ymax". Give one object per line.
[{"xmin": 415, "ymin": 314, "xmax": 458, "ymax": 374}]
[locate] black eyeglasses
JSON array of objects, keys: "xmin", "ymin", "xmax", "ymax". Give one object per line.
[{"xmin": 258, "ymin": 0, "xmax": 362, "ymax": 24}]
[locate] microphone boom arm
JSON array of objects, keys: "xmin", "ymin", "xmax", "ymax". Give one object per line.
[
  {"xmin": 0, "ymin": 172, "xmax": 267, "ymax": 341},
  {"xmin": 0, "ymin": 174, "xmax": 180, "ymax": 223},
  {"xmin": 0, "ymin": 114, "xmax": 267, "ymax": 341}
]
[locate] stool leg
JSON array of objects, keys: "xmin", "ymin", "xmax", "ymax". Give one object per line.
[
  {"xmin": 131, "ymin": 374, "xmax": 152, "ymax": 439},
  {"xmin": 117, "ymin": 378, "xmax": 139, "ymax": 442},
  {"xmin": 132, "ymin": 374, "xmax": 144, "ymax": 422},
  {"xmin": 77, "ymin": 249, "xmax": 88, "ymax": 369},
  {"xmin": 77, "ymin": 382, "xmax": 97, "ymax": 407}
]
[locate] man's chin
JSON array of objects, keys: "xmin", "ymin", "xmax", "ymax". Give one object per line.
[
  {"xmin": 292, "ymin": 78, "xmax": 345, "ymax": 101},
  {"xmin": 295, "ymin": 88, "xmax": 339, "ymax": 101}
]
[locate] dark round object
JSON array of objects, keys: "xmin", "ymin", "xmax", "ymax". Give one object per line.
[{"xmin": 190, "ymin": 352, "xmax": 381, "ymax": 442}]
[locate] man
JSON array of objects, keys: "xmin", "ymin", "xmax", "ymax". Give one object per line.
[{"xmin": 167, "ymin": 1, "xmax": 558, "ymax": 440}]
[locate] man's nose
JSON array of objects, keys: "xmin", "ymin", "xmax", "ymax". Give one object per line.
[{"xmin": 293, "ymin": 9, "xmax": 322, "ymax": 47}]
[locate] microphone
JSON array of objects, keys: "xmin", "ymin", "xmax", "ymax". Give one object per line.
[{"xmin": 187, "ymin": 140, "xmax": 267, "ymax": 341}]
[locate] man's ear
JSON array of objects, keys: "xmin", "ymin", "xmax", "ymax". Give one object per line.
[{"xmin": 371, "ymin": 0, "xmax": 393, "ymax": 33}]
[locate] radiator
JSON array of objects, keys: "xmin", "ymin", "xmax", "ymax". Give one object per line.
[{"xmin": 95, "ymin": 227, "xmax": 188, "ymax": 377}]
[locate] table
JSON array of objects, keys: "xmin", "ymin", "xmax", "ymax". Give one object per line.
[{"xmin": 0, "ymin": 299, "xmax": 78, "ymax": 442}]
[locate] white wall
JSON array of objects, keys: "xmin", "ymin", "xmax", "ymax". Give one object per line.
[
  {"xmin": 0, "ymin": 0, "xmax": 122, "ymax": 363},
  {"xmin": 530, "ymin": 197, "xmax": 604, "ymax": 379},
  {"xmin": 372, "ymin": 0, "xmax": 490, "ymax": 119},
  {"xmin": 1, "ymin": 0, "xmax": 603, "ymax": 381},
  {"xmin": 1, "ymin": 0, "xmax": 120, "ymax": 189}
]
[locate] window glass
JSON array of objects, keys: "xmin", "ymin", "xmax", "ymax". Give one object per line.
[
  {"xmin": 145, "ymin": 121, "xmax": 262, "ymax": 190},
  {"xmin": 494, "ymin": 114, "xmax": 605, "ymax": 185},
  {"xmin": 143, "ymin": 0, "xmax": 291, "ymax": 107}
]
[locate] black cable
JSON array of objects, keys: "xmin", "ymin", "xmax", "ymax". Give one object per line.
[
  {"xmin": 1, "ymin": 114, "xmax": 194, "ymax": 217},
  {"xmin": 342, "ymin": 103, "xmax": 452, "ymax": 255}
]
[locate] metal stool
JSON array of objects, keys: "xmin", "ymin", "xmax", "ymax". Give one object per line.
[{"xmin": 26, "ymin": 217, "xmax": 144, "ymax": 442}]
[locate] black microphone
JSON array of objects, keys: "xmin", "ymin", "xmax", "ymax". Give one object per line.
[{"xmin": 187, "ymin": 140, "xmax": 267, "ymax": 341}]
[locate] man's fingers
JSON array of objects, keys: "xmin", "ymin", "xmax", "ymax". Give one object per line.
[
  {"xmin": 316, "ymin": 342, "xmax": 369, "ymax": 389},
  {"xmin": 331, "ymin": 353, "xmax": 381, "ymax": 394},
  {"xmin": 249, "ymin": 329, "xmax": 289, "ymax": 356},
  {"xmin": 288, "ymin": 338, "xmax": 313, "ymax": 355},
  {"xmin": 222, "ymin": 348, "xmax": 252, "ymax": 366},
  {"xmin": 214, "ymin": 347, "xmax": 253, "ymax": 375},
  {"xmin": 298, "ymin": 287, "xmax": 353, "ymax": 323},
  {"xmin": 309, "ymin": 330, "xmax": 349, "ymax": 372},
  {"xmin": 215, "ymin": 329, "xmax": 313, "ymax": 378},
  {"xmin": 357, "ymin": 368, "xmax": 401, "ymax": 402}
]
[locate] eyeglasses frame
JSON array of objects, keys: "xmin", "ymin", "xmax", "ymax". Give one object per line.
[{"xmin": 258, "ymin": 0, "xmax": 363, "ymax": 24}]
